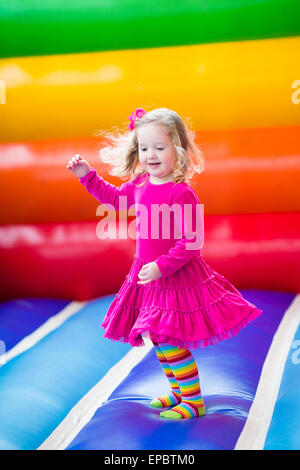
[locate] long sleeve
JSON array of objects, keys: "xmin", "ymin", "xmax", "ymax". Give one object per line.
[
  {"xmin": 154, "ymin": 186, "xmax": 204, "ymax": 278},
  {"xmin": 79, "ymin": 167, "xmax": 135, "ymax": 210}
]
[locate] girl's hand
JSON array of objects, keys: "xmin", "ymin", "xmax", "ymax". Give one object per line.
[
  {"xmin": 66, "ymin": 154, "xmax": 91, "ymax": 178},
  {"xmin": 137, "ymin": 262, "xmax": 162, "ymax": 285}
]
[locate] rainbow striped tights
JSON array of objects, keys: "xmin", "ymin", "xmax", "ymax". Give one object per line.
[{"xmin": 150, "ymin": 340, "xmax": 205, "ymax": 419}]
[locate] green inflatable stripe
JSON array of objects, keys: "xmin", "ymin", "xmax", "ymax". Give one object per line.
[{"xmin": 0, "ymin": 0, "xmax": 299, "ymax": 59}]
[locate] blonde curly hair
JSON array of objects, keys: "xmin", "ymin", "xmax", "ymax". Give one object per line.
[{"xmin": 95, "ymin": 107, "xmax": 205, "ymax": 187}]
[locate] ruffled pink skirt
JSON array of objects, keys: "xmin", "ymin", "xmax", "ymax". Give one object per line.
[{"xmin": 101, "ymin": 253, "xmax": 262, "ymax": 350}]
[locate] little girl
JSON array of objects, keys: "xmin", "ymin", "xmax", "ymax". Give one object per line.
[{"xmin": 66, "ymin": 107, "xmax": 262, "ymax": 420}]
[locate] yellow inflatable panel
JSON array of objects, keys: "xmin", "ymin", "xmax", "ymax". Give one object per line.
[{"xmin": 0, "ymin": 36, "xmax": 299, "ymax": 142}]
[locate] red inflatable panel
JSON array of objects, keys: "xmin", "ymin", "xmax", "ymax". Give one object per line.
[
  {"xmin": 0, "ymin": 213, "xmax": 299, "ymax": 302},
  {"xmin": 0, "ymin": 221, "xmax": 136, "ymax": 302}
]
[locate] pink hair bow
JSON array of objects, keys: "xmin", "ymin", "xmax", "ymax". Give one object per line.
[{"xmin": 128, "ymin": 108, "xmax": 147, "ymax": 131}]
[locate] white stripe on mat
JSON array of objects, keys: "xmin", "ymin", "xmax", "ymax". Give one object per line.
[
  {"xmin": 0, "ymin": 301, "xmax": 86, "ymax": 366},
  {"xmin": 38, "ymin": 337, "xmax": 154, "ymax": 450},
  {"xmin": 235, "ymin": 294, "xmax": 300, "ymax": 450}
]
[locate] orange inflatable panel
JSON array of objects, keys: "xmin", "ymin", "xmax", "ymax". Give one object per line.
[{"xmin": 0, "ymin": 126, "xmax": 299, "ymax": 224}]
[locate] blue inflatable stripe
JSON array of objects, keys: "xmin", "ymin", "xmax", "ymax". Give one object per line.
[
  {"xmin": 0, "ymin": 298, "xmax": 69, "ymax": 352},
  {"xmin": 67, "ymin": 290, "xmax": 295, "ymax": 450},
  {"xmin": 0, "ymin": 295, "xmax": 131, "ymax": 450},
  {"xmin": 264, "ymin": 322, "xmax": 300, "ymax": 450}
]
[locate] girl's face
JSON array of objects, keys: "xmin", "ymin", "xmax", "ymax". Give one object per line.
[{"xmin": 137, "ymin": 123, "xmax": 177, "ymax": 183}]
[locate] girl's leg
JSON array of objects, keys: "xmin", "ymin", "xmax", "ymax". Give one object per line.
[
  {"xmin": 150, "ymin": 338, "xmax": 182, "ymax": 408},
  {"xmin": 157, "ymin": 343, "xmax": 205, "ymax": 419}
]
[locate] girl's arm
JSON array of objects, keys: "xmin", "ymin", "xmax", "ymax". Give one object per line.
[
  {"xmin": 79, "ymin": 167, "xmax": 135, "ymax": 210},
  {"xmin": 154, "ymin": 187, "xmax": 204, "ymax": 278}
]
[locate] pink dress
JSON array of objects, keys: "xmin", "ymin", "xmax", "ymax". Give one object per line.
[{"xmin": 79, "ymin": 167, "xmax": 262, "ymax": 349}]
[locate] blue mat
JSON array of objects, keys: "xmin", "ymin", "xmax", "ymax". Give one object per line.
[
  {"xmin": 0, "ymin": 298, "xmax": 68, "ymax": 351},
  {"xmin": 0, "ymin": 295, "xmax": 131, "ymax": 450},
  {"xmin": 67, "ymin": 291, "xmax": 295, "ymax": 450},
  {"xmin": 264, "ymin": 323, "xmax": 300, "ymax": 450}
]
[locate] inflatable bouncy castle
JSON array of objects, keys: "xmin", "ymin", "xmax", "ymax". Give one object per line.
[{"xmin": 0, "ymin": 0, "xmax": 300, "ymax": 450}]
